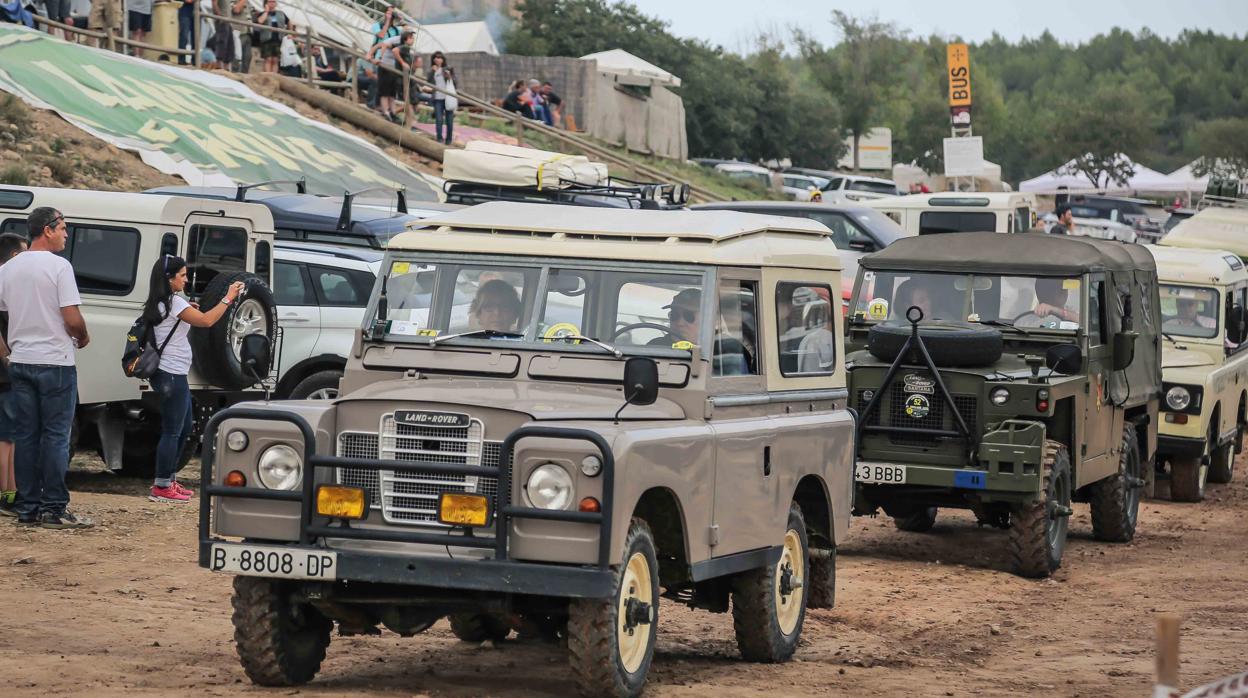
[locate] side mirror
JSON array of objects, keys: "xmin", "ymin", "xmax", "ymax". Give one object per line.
[
  {"xmin": 622, "ymin": 357, "xmax": 659, "ymax": 407},
  {"xmin": 240, "ymin": 334, "xmax": 272, "ymax": 383},
  {"xmin": 1045, "ymin": 344, "xmax": 1083, "ymax": 375},
  {"xmin": 1112, "ymin": 331, "xmax": 1138, "ymax": 372}
]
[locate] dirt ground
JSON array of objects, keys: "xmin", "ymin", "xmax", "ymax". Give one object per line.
[{"xmin": 3, "ymin": 454, "xmax": 1245, "ymax": 698}]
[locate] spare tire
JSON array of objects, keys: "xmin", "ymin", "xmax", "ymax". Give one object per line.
[
  {"xmin": 867, "ymin": 320, "xmax": 1003, "ymax": 367},
  {"xmin": 191, "ymin": 271, "xmax": 278, "ymax": 390}
]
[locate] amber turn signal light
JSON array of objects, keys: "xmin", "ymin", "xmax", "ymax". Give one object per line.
[
  {"xmin": 438, "ymin": 493, "xmax": 491, "ymax": 527},
  {"xmin": 578, "ymin": 497, "xmax": 601, "ymax": 513},
  {"xmin": 224, "ymin": 470, "xmax": 247, "ymax": 487},
  {"xmin": 316, "ymin": 486, "xmax": 368, "ymax": 520}
]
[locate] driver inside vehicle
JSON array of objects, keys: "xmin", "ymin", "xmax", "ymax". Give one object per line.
[
  {"xmin": 892, "ymin": 278, "xmax": 945, "ymax": 320},
  {"xmin": 1018, "ymin": 278, "xmax": 1079, "ymax": 328},
  {"xmin": 1165, "ymin": 297, "xmax": 1216, "ymax": 331},
  {"xmin": 468, "ymin": 279, "xmax": 522, "ymax": 332},
  {"xmin": 649, "ymin": 287, "xmax": 702, "ymax": 346}
]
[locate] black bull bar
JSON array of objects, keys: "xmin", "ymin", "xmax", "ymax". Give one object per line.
[{"xmin": 196, "ymin": 407, "xmax": 617, "ymax": 597}]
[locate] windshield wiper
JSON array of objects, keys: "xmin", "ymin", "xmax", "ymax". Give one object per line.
[
  {"xmin": 547, "ymin": 334, "xmax": 624, "ymax": 358},
  {"xmin": 429, "ymin": 329, "xmax": 523, "ymax": 346},
  {"xmin": 977, "ymin": 319, "xmax": 1031, "ymax": 336},
  {"xmin": 1162, "ymin": 332, "xmax": 1180, "ymax": 343}
]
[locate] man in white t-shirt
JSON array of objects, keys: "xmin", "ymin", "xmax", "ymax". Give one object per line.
[{"xmin": 0, "ymin": 207, "xmax": 92, "ymax": 529}]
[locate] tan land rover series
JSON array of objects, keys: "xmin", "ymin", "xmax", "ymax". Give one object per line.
[
  {"xmin": 197, "ymin": 202, "xmax": 854, "ymax": 696},
  {"xmin": 1147, "ymin": 244, "xmax": 1248, "ymax": 501}
]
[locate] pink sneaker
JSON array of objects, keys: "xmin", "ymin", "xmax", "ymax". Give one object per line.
[
  {"xmin": 171, "ymin": 481, "xmax": 195, "ymax": 497},
  {"xmin": 149, "ymin": 485, "xmax": 191, "ymax": 503}
]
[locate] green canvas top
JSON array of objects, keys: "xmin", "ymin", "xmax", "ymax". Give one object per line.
[{"xmin": 861, "ymin": 232, "xmax": 1156, "ymax": 276}]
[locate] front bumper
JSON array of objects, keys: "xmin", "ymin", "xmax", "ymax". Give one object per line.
[
  {"xmin": 1156, "ymin": 434, "xmax": 1206, "ymax": 459},
  {"xmin": 198, "ymin": 407, "xmax": 618, "ymax": 599}
]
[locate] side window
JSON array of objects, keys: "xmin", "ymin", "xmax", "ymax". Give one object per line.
[
  {"xmin": 810, "ymin": 213, "xmax": 876, "ymax": 252},
  {"xmin": 777, "ymin": 282, "xmax": 836, "ymax": 376},
  {"xmin": 918, "ymin": 211, "xmax": 998, "ymax": 234},
  {"xmin": 2, "ymin": 218, "xmax": 28, "ymax": 236},
  {"xmin": 255, "ymin": 241, "xmax": 271, "ymax": 284},
  {"xmin": 309, "ymin": 264, "xmax": 373, "ymax": 307},
  {"xmin": 186, "ymin": 225, "xmax": 248, "ymax": 296},
  {"xmin": 1015, "ymin": 207, "xmax": 1032, "ymax": 232},
  {"xmin": 1089, "ymin": 279, "xmax": 1107, "ymax": 345},
  {"xmin": 59, "ymin": 225, "xmax": 141, "ymax": 295},
  {"xmin": 273, "ymin": 261, "xmax": 314, "ymax": 306},
  {"xmin": 714, "ymin": 279, "xmax": 759, "ymax": 376}
]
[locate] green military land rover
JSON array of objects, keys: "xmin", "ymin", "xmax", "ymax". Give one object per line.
[{"xmin": 846, "ymin": 233, "xmax": 1162, "ymax": 578}]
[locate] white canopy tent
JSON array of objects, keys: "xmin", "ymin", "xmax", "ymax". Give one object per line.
[
  {"xmin": 1019, "ymin": 154, "xmax": 1190, "ymax": 194},
  {"xmin": 580, "ymin": 49, "xmax": 682, "ymax": 87},
  {"xmin": 412, "ymin": 21, "xmax": 499, "ymax": 55}
]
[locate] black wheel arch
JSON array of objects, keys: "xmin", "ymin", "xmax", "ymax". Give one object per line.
[
  {"xmin": 792, "ymin": 474, "xmax": 834, "ymax": 548},
  {"xmin": 632, "ymin": 487, "xmax": 690, "ymax": 589},
  {"xmin": 275, "ymin": 354, "xmax": 347, "ymax": 399}
]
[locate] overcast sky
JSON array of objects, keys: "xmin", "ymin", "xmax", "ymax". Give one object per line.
[{"xmin": 624, "ymin": 0, "xmax": 1248, "ymax": 51}]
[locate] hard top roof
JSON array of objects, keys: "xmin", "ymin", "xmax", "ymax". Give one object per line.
[
  {"xmin": 275, "ymin": 240, "xmax": 384, "ymax": 264},
  {"xmin": 865, "ymin": 191, "xmax": 1033, "ymax": 209},
  {"xmin": 1160, "ymin": 207, "xmax": 1248, "ymax": 256},
  {"xmin": 1145, "ymin": 244, "xmax": 1248, "ymax": 286},
  {"xmin": 2, "ymin": 185, "xmax": 275, "ymax": 230},
  {"xmin": 390, "ymin": 201, "xmax": 842, "ymax": 269},
  {"xmin": 690, "ymin": 200, "xmax": 874, "ymax": 214},
  {"xmin": 861, "ymin": 232, "xmax": 1155, "ymax": 275}
]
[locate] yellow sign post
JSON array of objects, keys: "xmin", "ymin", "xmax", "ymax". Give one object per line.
[{"xmin": 947, "ymin": 43, "xmax": 972, "ymax": 107}]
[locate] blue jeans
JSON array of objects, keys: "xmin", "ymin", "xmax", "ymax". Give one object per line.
[
  {"xmin": 10, "ymin": 364, "xmax": 77, "ymax": 517},
  {"xmin": 177, "ymin": 11, "xmax": 193, "ymax": 65},
  {"xmin": 434, "ymin": 100, "xmax": 453, "ymax": 144},
  {"xmin": 151, "ymin": 370, "xmax": 193, "ymax": 487}
]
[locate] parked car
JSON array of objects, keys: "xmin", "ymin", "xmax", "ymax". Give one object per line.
[
  {"xmin": 145, "ymin": 184, "xmax": 459, "ymax": 249},
  {"xmin": 713, "ymin": 162, "xmax": 775, "ymax": 190},
  {"xmin": 780, "ymin": 173, "xmax": 823, "ymax": 201},
  {"xmin": 272, "ymin": 242, "xmax": 381, "ymax": 400},
  {"xmin": 1147, "ymin": 244, "xmax": 1248, "ymax": 501},
  {"xmin": 1164, "ymin": 207, "xmax": 1198, "ymax": 233},
  {"xmin": 199, "ymin": 202, "xmax": 854, "ymax": 695},
  {"xmin": 820, "ymin": 174, "xmax": 899, "ymax": 203},
  {"xmin": 1067, "ymin": 195, "xmax": 1164, "ymax": 243},
  {"xmin": 865, "ymin": 192, "xmax": 1036, "ymax": 236},
  {"xmin": 0, "ymin": 185, "xmax": 279, "ymax": 475},
  {"xmin": 691, "ymin": 200, "xmax": 905, "ymax": 300}
]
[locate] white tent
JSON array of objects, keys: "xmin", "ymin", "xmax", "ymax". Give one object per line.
[
  {"xmin": 580, "ymin": 49, "xmax": 682, "ymax": 87},
  {"xmin": 413, "ymin": 21, "xmax": 499, "ymax": 55},
  {"xmin": 1169, "ymin": 161, "xmax": 1212, "ymax": 191},
  {"xmin": 1019, "ymin": 154, "xmax": 1190, "ymax": 194}
]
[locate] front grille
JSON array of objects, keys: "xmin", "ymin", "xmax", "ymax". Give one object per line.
[
  {"xmin": 856, "ymin": 386, "xmax": 977, "ymax": 447},
  {"xmin": 336, "ymin": 416, "xmax": 501, "ymax": 526}
]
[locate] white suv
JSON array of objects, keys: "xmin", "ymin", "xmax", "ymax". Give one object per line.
[
  {"xmin": 822, "ymin": 174, "xmax": 899, "ymax": 203},
  {"xmin": 272, "ymin": 242, "xmax": 381, "ymax": 399}
]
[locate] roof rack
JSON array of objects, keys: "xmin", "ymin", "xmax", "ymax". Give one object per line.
[
  {"xmin": 234, "ymin": 178, "xmax": 307, "ymax": 201},
  {"xmin": 337, "ymin": 186, "xmax": 407, "ymax": 231},
  {"xmin": 443, "ymin": 176, "xmax": 690, "ymax": 210}
]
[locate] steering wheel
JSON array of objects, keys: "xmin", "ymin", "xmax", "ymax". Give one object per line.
[
  {"xmin": 611, "ymin": 322, "xmax": 672, "ymax": 341},
  {"xmin": 1011, "ymin": 312, "xmax": 1044, "ymax": 326}
]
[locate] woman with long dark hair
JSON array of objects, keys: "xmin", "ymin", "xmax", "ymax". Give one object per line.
[
  {"xmin": 427, "ymin": 51, "xmax": 455, "ymax": 144},
  {"xmin": 143, "ymin": 256, "xmax": 243, "ymax": 502}
]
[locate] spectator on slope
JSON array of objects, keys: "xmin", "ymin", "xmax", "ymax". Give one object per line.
[
  {"xmin": 254, "ymin": 0, "xmax": 288, "ymax": 74},
  {"xmin": 312, "ymin": 45, "xmax": 346, "ymax": 91},
  {"xmin": 502, "ymin": 80, "xmax": 534, "ymax": 120},
  {"xmin": 364, "ymin": 6, "xmax": 399, "ymax": 109},
  {"xmin": 527, "ymin": 78, "xmax": 548, "ymax": 124},
  {"xmin": 370, "ymin": 29, "xmax": 410, "ymax": 122},
  {"xmin": 229, "ymin": 0, "xmax": 249, "ymax": 72},
  {"xmin": 205, "ymin": 0, "xmax": 234, "ymax": 70},
  {"xmin": 540, "ymin": 81, "xmax": 562, "ymax": 127},
  {"xmin": 427, "ymin": 51, "xmax": 455, "ymax": 144},
  {"xmin": 125, "ymin": 0, "xmax": 151, "ymax": 52},
  {"xmin": 176, "ymin": 0, "xmax": 194, "ymax": 64}
]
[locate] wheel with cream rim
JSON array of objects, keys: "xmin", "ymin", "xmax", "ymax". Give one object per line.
[{"xmin": 731, "ymin": 503, "xmax": 809, "ymax": 662}]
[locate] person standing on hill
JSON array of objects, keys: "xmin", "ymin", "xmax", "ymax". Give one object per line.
[
  {"xmin": 0, "ymin": 208, "xmax": 92, "ymax": 529},
  {"xmin": 141, "ymin": 255, "xmax": 243, "ymax": 503},
  {"xmin": 427, "ymin": 51, "xmax": 455, "ymax": 145}
]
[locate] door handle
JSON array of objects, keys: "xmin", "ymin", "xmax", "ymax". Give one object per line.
[
  {"xmin": 763, "ymin": 445, "xmax": 772, "ymax": 477},
  {"xmin": 280, "ymin": 315, "xmax": 310, "ymax": 323}
]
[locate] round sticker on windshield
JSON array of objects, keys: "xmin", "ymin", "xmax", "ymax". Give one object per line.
[
  {"xmin": 904, "ymin": 394, "xmax": 930, "ymax": 419},
  {"xmin": 543, "ymin": 322, "xmax": 580, "ymax": 343},
  {"xmin": 672, "ymin": 340, "xmax": 695, "ymax": 351},
  {"xmin": 866, "ymin": 298, "xmax": 890, "ymax": 320}
]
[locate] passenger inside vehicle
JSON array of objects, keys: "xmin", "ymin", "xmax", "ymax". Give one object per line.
[
  {"xmin": 892, "ymin": 278, "xmax": 950, "ymax": 320},
  {"xmin": 714, "ymin": 290, "xmax": 757, "ymax": 376},
  {"xmin": 468, "ymin": 279, "xmax": 522, "ymax": 332},
  {"xmin": 648, "ymin": 287, "xmax": 702, "ymax": 346},
  {"xmin": 1164, "ymin": 297, "xmax": 1216, "ymax": 331},
  {"xmin": 1016, "ymin": 278, "xmax": 1079, "ymax": 328}
]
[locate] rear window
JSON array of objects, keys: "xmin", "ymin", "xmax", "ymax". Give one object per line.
[
  {"xmin": 847, "ymin": 180, "xmax": 897, "ymax": 196},
  {"xmin": 186, "ymin": 225, "xmax": 248, "ymax": 296},
  {"xmin": 918, "ymin": 211, "xmax": 998, "ymax": 234},
  {"xmin": 308, "ymin": 264, "xmax": 375, "ymax": 308}
]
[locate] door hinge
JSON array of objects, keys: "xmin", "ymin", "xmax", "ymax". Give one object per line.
[{"xmin": 708, "ymin": 525, "xmax": 720, "ymax": 547}]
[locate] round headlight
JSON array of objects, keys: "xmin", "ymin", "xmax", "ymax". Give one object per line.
[
  {"xmin": 525, "ymin": 463, "xmax": 573, "ymax": 510},
  {"xmin": 990, "ymin": 387, "xmax": 1011, "ymax": 406},
  {"xmin": 226, "ymin": 430, "xmax": 249, "ymax": 452},
  {"xmin": 257, "ymin": 444, "xmax": 302, "ymax": 490},
  {"xmin": 580, "ymin": 455, "xmax": 602, "ymax": 477},
  {"xmin": 1166, "ymin": 386, "xmax": 1191, "ymax": 411}
]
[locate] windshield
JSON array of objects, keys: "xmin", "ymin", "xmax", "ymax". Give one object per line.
[
  {"xmin": 854, "ymin": 271, "xmax": 1083, "ymax": 331},
  {"xmin": 1160, "ymin": 285, "xmax": 1219, "ymax": 339},
  {"xmin": 848, "ymin": 180, "xmax": 897, "ymax": 196},
  {"xmin": 375, "ymin": 256, "xmax": 709, "ymax": 350}
]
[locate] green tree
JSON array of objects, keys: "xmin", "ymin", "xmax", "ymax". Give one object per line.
[
  {"xmin": 1048, "ymin": 79, "xmax": 1158, "ymax": 188},
  {"xmin": 1192, "ymin": 118, "xmax": 1248, "ymax": 179}
]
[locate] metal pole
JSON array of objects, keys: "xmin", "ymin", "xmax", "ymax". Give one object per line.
[
  {"xmin": 402, "ymin": 64, "xmax": 411, "ymax": 127},
  {"xmin": 304, "ymin": 26, "xmax": 314, "ymax": 85},
  {"xmin": 350, "ymin": 56, "xmax": 359, "ymax": 103},
  {"xmin": 191, "ymin": 0, "xmax": 200, "ymax": 67}
]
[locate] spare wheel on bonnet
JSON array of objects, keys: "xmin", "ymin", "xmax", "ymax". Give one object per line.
[{"xmin": 191, "ymin": 271, "xmax": 278, "ymax": 390}]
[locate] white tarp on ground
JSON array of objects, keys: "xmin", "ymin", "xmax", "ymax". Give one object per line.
[
  {"xmin": 413, "ymin": 21, "xmax": 499, "ymax": 55},
  {"xmin": 580, "ymin": 48, "xmax": 681, "ymax": 87},
  {"xmin": 1019, "ymin": 154, "xmax": 1190, "ymax": 194}
]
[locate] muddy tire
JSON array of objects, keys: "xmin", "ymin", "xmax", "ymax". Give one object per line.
[
  {"xmin": 1208, "ymin": 436, "xmax": 1235, "ymax": 484},
  {"xmin": 1089, "ymin": 423, "xmax": 1142, "ymax": 542},
  {"xmin": 893, "ymin": 506, "xmax": 938, "ymax": 532},
  {"xmin": 448, "ymin": 613, "xmax": 510, "ymax": 643},
  {"xmin": 1170, "ymin": 456, "xmax": 1207, "ymax": 502},
  {"xmin": 231, "ymin": 576, "xmax": 332, "ymax": 686},
  {"xmin": 806, "ymin": 547, "xmax": 836, "ymax": 610},
  {"xmin": 567, "ymin": 519, "xmax": 659, "ymax": 698},
  {"xmin": 731, "ymin": 504, "xmax": 809, "ymax": 662},
  {"xmin": 287, "ymin": 370, "xmax": 343, "ymax": 401},
  {"xmin": 1008, "ymin": 442, "xmax": 1071, "ymax": 579}
]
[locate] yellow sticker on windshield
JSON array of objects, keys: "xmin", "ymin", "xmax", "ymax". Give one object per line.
[
  {"xmin": 866, "ymin": 298, "xmax": 890, "ymax": 320},
  {"xmin": 392, "ymin": 262, "xmax": 411, "ymax": 274},
  {"xmin": 416, "ymin": 328, "xmax": 439, "ymax": 337},
  {"xmin": 1062, "ymin": 279, "xmax": 1080, "ymax": 290},
  {"xmin": 672, "ymin": 340, "xmax": 695, "ymax": 351}
]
